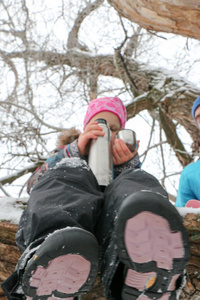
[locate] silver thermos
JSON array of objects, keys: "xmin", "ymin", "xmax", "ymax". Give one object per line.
[
  {"xmin": 116, "ymin": 129, "xmax": 137, "ymax": 152},
  {"xmin": 88, "ymin": 118, "xmax": 113, "ymax": 186}
]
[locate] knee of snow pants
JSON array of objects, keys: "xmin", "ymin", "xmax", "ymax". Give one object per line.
[{"xmin": 16, "ymin": 158, "xmax": 104, "ymax": 252}]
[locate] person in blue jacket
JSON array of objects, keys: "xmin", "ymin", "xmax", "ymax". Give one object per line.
[{"xmin": 176, "ymin": 96, "xmax": 200, "ymax": 208}]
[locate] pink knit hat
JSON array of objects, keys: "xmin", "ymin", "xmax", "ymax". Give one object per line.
[{"xmin": 83, "ymin": 97, "xmax": 127, "ymax": 129}]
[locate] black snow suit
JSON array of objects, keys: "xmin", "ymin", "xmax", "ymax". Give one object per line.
[{"xmin": 1, "ymin": 129, "xmax": 168, "ymax": 300}]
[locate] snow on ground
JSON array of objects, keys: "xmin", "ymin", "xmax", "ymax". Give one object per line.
[
  {"xmin": 0, "ymin": 197, "xmax": 200, "ymax": 225},
  {"xmin": 0, "ymin": 197, "xmax": 28, "ymax": 224},
  {"xmin": 176, "ymin": 206, "xmax": 200, "ymax": 217}
]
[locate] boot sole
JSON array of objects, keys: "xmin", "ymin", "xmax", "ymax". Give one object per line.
[
  {"xmin": 22, "ymin": 227, "xmax": 99, "ymax": 299},
  {"xmin": 115, "ymin": 191, "xmax": 190, "ymax": 300}
]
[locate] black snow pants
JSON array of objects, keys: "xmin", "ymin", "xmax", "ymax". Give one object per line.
[{"xmin": 2, "ymin": 158, "xmax": 168, "ymax": 300}]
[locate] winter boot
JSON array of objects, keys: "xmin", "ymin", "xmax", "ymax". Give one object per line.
[
  {"xmin": 22, "ymin": 227, "xmax": 99, "ymax": 300},
  {"xmin": 115, "ymin": 191, "xmax": 190, "ymax": 300}
]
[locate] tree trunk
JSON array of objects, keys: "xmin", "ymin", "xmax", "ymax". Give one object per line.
[
  {"xmin": 1, "ymin": 214, "xmax": 200, "ymax": 299},
  {"xmin": 108, "ymin": 0, "xmax": 200, "ymax": 40},
  {"xmin": 0, "ymin": 222, "xmax": 21, "ymax": 299},
  {"xmin": 180, "ymin": 213, "xmax": 200, "ymax": 299}
]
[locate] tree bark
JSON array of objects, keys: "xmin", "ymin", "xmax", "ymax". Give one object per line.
[
  {"xmin": 1, "ymin": 213, "xmax": 200, "ymax": 299},
  {"xmin": 108, "ymin": 0, "xmax": 200, "ymax": 40},
  {"xmin": 180, "ymin": 213, "xmax": 200, "ymax": 299},
  {"xmin": 0, "ymin": 222, "xmax": 21, "ymax": 299}
]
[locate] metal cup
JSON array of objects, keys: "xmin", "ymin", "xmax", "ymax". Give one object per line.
[{"xmin": 116, "ymin": 129, "xmax": 137, "ymax": 152}]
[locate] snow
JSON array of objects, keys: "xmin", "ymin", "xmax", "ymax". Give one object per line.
[
  {"xmin": 0, "ymin": 196, "xmax": 28, "ymax": 224},
  {"xmin": 0, "ymin": 195, "xmax": 200, "ymax": 225},
  {"xmin": 176, "ymin": 206, "xmax": 200, "ymax": 217},
  {"xmin": 52, "ymin": 157, "xmax": 90, "ymax": 170}
]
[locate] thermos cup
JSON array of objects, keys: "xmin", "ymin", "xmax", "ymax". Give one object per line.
[
  {"xmin": 116, "ymin": 129, "xmax": 137, "ymax": 152},
  {"xmin": 88, "ymin": 118, "xmax": 113, "ymax": 186}
]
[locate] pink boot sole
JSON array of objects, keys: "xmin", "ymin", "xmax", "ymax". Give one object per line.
[
  {"xmin": 26, "ymin": 296, "xmax": 74, "ymax": 299},
  {"xmin": 124, "ymin": 212, "xmax": 184, "ymax": 299},
  {"xmin": 30, "ymin": 254, "xmax": 90, "ymax": 296},
  {"xmin": 22, "ymin": 227, "xmax": 99, "ymax": 299},
  {"xmin": 115, "ymin": 191, "xmax": 190, "ymax": 300}
]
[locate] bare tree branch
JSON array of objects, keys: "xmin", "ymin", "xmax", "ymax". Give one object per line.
[
  {"xmin": 108, "ymin": 0, "xmax": 200, "ymax": 39},
  {"xmin": 67, "ymin": 0, "xmax": 104, "ymax": 50},
  {"xmin": 141, "ymin": 118, "xmax": 155, "ymax": 164},
  {"xmin": 0, "ymin": 163, "xmax": 38, "ymax": 186},
  {"xmin": 0, "ymin": 101, "xmax": 68, "ymax": 131},
  {"xmin": 159, "ymin": 126, "xmax": 166, "ymax": 187},
  {"xmin": 159, "ymin": 108, "xmax": 193, "ymax": 166}
]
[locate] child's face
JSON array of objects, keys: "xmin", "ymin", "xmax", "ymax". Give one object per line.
[{"xmin": 89, "ymin": 111, "xmax": 121, "ymax": 141}]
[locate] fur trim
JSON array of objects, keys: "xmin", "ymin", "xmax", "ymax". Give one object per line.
[{"xmin": 57, "ymin": 128, "xmax": 81, "ymax": 148}]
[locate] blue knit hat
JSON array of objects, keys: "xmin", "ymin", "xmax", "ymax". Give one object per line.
[{"xmin": 192, "ymin": 96, "xmax": 200, "ymax": 120}]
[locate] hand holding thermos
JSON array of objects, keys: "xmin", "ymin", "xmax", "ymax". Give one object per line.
[{"xmin": 88, "ymin": 119, "xmax": 137, "ymax": 187}]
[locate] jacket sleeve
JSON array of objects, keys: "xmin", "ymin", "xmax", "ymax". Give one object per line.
[
  {"xmin": 27, "ymin": 139, "xmax": 83, "ymax": 194},
  {"xmin": 175, "ymin": 169, "xmax": 196, "ymax": 207},
  {"xmin": 114, "ymin": 153, "xmax": 141, "ymax": 177}
]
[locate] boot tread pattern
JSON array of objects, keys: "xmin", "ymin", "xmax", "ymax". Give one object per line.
[
  {"xmin": 125, "ymin": 212, "xmax": 184, "ymax": 270},
  {"xmin": 123, "ymin": 211, "xmax": 185, "ymax": 299},
  {"xmin": 30, "ymin": 254, "xmax": 90, "ymax": 296}
]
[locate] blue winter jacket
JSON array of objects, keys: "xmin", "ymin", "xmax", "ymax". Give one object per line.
[{"xmin": 175, "ymin": 159, "xmax": 200, "ymax": 207}]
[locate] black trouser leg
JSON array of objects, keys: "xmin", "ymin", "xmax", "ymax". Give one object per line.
[
  {"xmin": 16, "ymin": 159, "xmax": 104, "ymax": 252},
  {"xmin": 2, "ymin": 159, "xmax": 104, "ymax": 299},
  {"xmin": 96, "ymin": 169, "xmax": 168, "ymax": 300}
]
